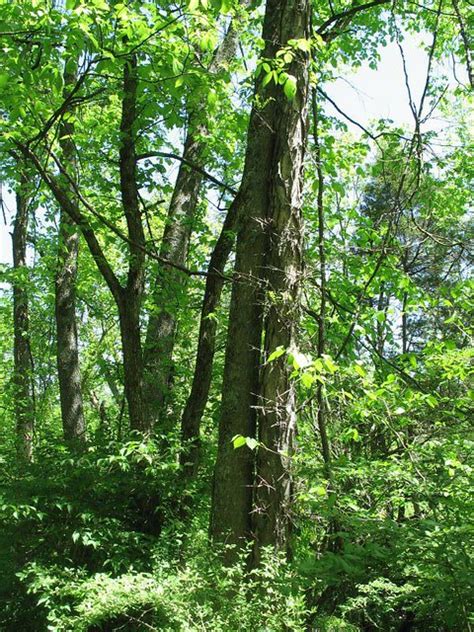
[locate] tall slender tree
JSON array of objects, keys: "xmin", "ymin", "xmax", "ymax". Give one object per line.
[
  {"xmin": 11, "ymin": 169, "xmax": 35, "ymax": 462},
  {"xmin": 19, "ymin": 55, "xmax": 147, "ymax": 432}
]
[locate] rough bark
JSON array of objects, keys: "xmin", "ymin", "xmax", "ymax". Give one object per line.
[
  {"xmin": 210, "ymin": 0, "xmax": 310, "ymax": 557},
  {"xmin": 56, "ymin": 211, "xmax": 85, "ymax": 445},
  {"xmin": 55, "ymin": 63, "xmax": 86, "ymax": 446},
  {"xmin": 143, "ymin": 9, "xmax": 249, "ymax": 431},
  {"xmin": 12, "ymin": 171, "xmax": 34, "ymax": 462},
  {"xmin": 117, "ymin": 291, "xmax": 145, "ymax": 433},
  {"xmin": 118, "ymin": 54, "xmax": 146, "ymax": 432},
  {"xmin": 252, "ymin": 0, "xmax": 310, "ymax": 562}
]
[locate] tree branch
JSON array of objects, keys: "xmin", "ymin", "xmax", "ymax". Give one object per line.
[
  {"xmin": 317, "ymin": 0, "xmax": 390, "ymax": 39},
  {"xmin": 136, "ymin": 151, "xmax": 237, "ymax": 195}
]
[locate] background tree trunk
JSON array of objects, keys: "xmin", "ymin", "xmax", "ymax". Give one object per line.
[
  {"xmin": 143, "ymin": 11, "xmax": 249, "ymax": 432},
  {"xmin": 118, "ymin": 55, "xmax": 147, "ymax": 433},
  {"xmin": 180, "ymin": 200, "xmax": 239, "ymax": 479},
  {"xmin": 143, "ymin": 133, "xmax": 205, "ymax": 430},
  {"xmin": 56, "ymin": 212, "xmax": 85, "ymax": 445},
  {"xmin": 12, "ymin": 171, "xmax": 34, "ymax": 462},
  {"xmin": 118, "ymin": 292, "xmax": 145, "ymax": 433}
]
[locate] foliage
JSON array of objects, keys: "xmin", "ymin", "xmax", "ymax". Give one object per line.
[{"xmin": 0, "ymin": 0, "xmax": 473, "ymax": 629}]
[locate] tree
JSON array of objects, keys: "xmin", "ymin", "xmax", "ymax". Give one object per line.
[
  {"xmin": 0, "ymin": 1, "xmax": 472, "ymax": 629},
  {"xmin": 210, "ymin": 0, "xmax": 311, "ymax": 559},
  {"xmin": 55, "ymin": 58, "xmax": 86, "ymax": 446},
  {"xmin": 11, "ymin": 168, "xmax": 35, "ymax": 462},
  {"xmin": 143, "ymin": 3, "xmax": 250, "ymax": 432}
]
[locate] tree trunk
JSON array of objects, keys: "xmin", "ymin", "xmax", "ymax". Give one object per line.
[
  {"xmin": 55, "ymin": 62, "xmax": 86, "ymax": 447},
  {"xmin": 252, "ymin": 0, "xmax": 310, "ymax": 562},
  {"xmin": 119, "ymin": 54, "xmax": 147, "ymax": 433},
  {"xmin": 143, "ymin": 10, "xmax": 249, "ymax": 431},
  {"xmin": 180, "ymin": 199, "xmax": 239, "ymax": 479},
  {"xmin": 143, "ymin": 132, "xmax": 205, "ymax": 430},
  {"xmin": 12, "ymin": 172, "xmax": 34, "ymax": 462},
  {"xmin": 210, "ymin": 0, "xmax": 310, "ymax": 558},
  {"xmin": 56, "ymin": 211, "xmax": 85, "ymax": 445},
  {"xmin": 118, "ymin": 292, "xmax": 145, "ymax": 433},
  {"xmin": 19, "ymin": 56, "xmax": 146, "ymax": 434}
]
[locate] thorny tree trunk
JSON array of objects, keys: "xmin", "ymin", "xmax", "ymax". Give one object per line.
[
  {"xmin": 55, "ymin": 62, "xmax": 86, "ymax": 446},
  {"xmin": 12, "ymin": 172, "xmax": 34, "ymax": 462},
  {"xmin": 143, "ymin": 9, "xmax": 249, "ymax": 432},
  {"xmin": 252, "ymin": 0, "xmax": 311, "ymax": 563},
  {"xmin": 210, "ymin": 0, "xmax": 310, "ymax": 559}
]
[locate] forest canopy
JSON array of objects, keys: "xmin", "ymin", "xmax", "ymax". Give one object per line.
[{"xmin": 0, "ymin": 0, "xmax": 472, "ymax": 630}]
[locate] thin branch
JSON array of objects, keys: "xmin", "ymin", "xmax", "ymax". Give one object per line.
[
  {"xmin": 317, "ymin": 0, "xmax": 390, "ymax": 39},
  {"xmin": 136, "ymin": 151, "xmax": 237, "ymax": 194},
  {"xmin": 316, "ymin": 87, "xmax": 379, "ymax": 143},
  {"xmin": 452, "ymin": 0, "xmax": 473, "ymax": 89}
]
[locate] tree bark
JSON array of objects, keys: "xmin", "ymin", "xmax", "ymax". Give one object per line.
[
  {"xmin": 143, "ymin": 132, "xmax": 205, "ymax": 430},
  {"xmin": 118, "ymin": 291, "xmax": 145, "ymax": 434},
  {"xmin": 179, "ymin": 199, "xmax": 239, "ymax": 479},
  {"xmin": 56, "ymin": 211, "xmax": 85, "ymax": 445},
  {"xmin": 210, "ymin": 0, "xmax": 310, "ymax": 558},
  {"xmin": 12, "ymin": 171, "xmax": 34, "ymax": 462},
  {"xmin": 252, "ymin": 0, "xmax": 310, "ymax": 563},
  {"xmin": 118, "ymin": 54, "xmax": 147, "ymax": 433},
  {"xmin": 55, "ymin": 62, "xmax": 86, "ymax": 446},
  {"xmin": 143, "ymin": 9, "xmax": 249, "ymax": 431}
]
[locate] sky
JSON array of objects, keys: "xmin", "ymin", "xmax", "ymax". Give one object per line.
[{"xmin": 0, "ymin": 32, "xmax": 466, "ymax": 268}]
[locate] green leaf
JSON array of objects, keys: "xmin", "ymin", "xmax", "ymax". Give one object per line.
[
  {"xmin": 301, "ymin": 372, "xmax": 315, "ymax": 388},
  {"xmin": 267, "ymin": 346, "xmax": 285, "ymax": 363},
  {"xmin": 354, "ymin": 363, "xmax": 366, "ymax": 377},
  {"xmin": 262, "ymin": 71, "xmax": 273, "ymax": 87},
  {"xmin": 0, "ymin": 73, "xmax": 8, "ymax": 90},
  {"xmin": 220, "ymin": 0, "xmax": 232, "ymax": 13},
  {"xmin": 283, "ymin": 74, "xmax": 297, "ymax": 100},
  {"xmin": 232, "ymin": 435, "xmax": 246, "ymax": 449},
  {"xmin": 322, "ymin": 355, "xmax": 337, "ymax": 373},
  {"xmin": 296, "ymin": 39, "xmax": 311, "ymax": 52}
]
